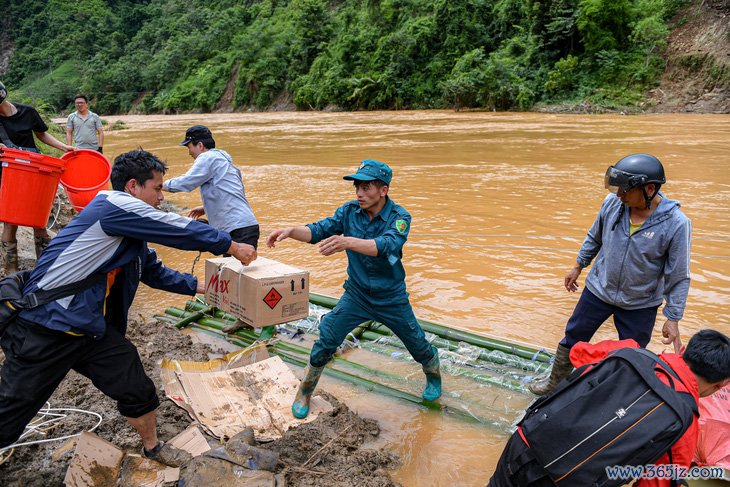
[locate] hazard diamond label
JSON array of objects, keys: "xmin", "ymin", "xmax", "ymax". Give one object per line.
[{"xmin": 263, "ymin": 288, "xmax": 283, "ymax": 309}]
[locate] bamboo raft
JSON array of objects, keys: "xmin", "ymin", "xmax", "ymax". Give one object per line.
[{"xmin": 156, "ymin": 293, "xmax": 553, "ymax": 430}]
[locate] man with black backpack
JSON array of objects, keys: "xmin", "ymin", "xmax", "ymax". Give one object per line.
[
  {"xmin": 0, "ymin": 149, "xmax": 257, "ymax": 467},
  {"xmin": 489, "ymin": 330, "xmax": 730, "ymax": 487}
]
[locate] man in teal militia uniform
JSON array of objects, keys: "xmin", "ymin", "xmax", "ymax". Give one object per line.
[{"xmin": 267, "ymin": 159, "xmax": 441, "ymax": 419}]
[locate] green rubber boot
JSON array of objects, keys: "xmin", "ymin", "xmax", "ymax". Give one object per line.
[
  {"xmin": 422, "ymin": 346, "xmax": 442, "ymax": 401},
  {"xmin": 528, "ymin": 344, "xmax": 573, "ymax": 396},
  {"xmin": 291, "ymin": 363, "xmax": 325, "ymax": 419},
  {"xmin": 258, "ymin": 326, "xmax": 276, "ymax": 340}
]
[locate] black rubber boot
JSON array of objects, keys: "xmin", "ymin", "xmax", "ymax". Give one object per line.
[{"xmin": 528, "ymin": 344, "xmax": 573, "ymax": 396}]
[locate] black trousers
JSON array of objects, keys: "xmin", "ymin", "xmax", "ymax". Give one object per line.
[
  {"xmin": 488, "ymin": 434, "xmax": 556, "ymax": 487},
  {"xmin": 0, "ymin": 318, "xmax": 159, "ymax": 448},
  {"xmin": 229, "ymin": 224, "xmax": 260, "ymax": 250},
  {"xmin": 559, "ymin": 288, "xmax": 659, "ymax": 349}
]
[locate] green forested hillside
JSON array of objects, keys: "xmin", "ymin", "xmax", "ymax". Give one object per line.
[{"xmin": 2, "ymin": 0, "xmax": 689, "ymax": 113}]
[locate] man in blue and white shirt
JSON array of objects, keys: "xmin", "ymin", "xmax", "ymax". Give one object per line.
[
  {"xmin": 0, "ymin": 149, "xmax": 256, "ymax": 466},
  {"xmin": 165, "ymin": 125, "xmax": 259, "ymax": 249}
]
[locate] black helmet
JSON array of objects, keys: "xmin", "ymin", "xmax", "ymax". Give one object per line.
[
  {"xmin": 605, "ymin": 153, "xmax": 665, "ymax": 210},
  {"xmin": 604, "ymin": 153, "xmax": 665, "ymax": 194},
  {"xmin": 0, "ymin": 81, "xmax": 6, "ymax": 104}
]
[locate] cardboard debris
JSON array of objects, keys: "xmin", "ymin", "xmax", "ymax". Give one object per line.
[
  {"xmin": 162, "ymin": 351, "xmax": 332, "ymax": 441},
  {"xmin": 205, "ymin": 256, "xmax": 309, "ymax": 327},
  {"xmin": 118, "ymin": 455, "xmax": 179, "ymax": 487},
  {"xmin": 64, "ymin": 426, "xmax": 214, "ymax": 486},
  {"xmin": 167, "ymin": 425, "xmax": 211, "ymax": 457},
  {"xmin": 51, "ymin": 437, "xmax": 78, "ymax": 462},
  {"xmin": 64, "ymin": 432, "xmax": 124, "ymax": 487},
  {"xmin": 162, "ymin": 345, "xmax": 271, "ymax": 420}
]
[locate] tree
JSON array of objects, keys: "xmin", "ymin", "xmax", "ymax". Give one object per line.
[{"xmin": 576, "ymin": 0, "xmax": 634, "ymax": 54}]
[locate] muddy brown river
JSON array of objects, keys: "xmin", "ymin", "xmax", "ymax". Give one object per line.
[{"xmin": 103, "ymin": 111, "xmax": 729, "ymax": 486}]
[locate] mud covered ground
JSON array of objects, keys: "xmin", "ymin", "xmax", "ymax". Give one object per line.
[
  {"xmin": 0, "ymin": 279, "xmax": 399, "ymax": 486},
  {"xmin": 0, "ymin": 169, "xmax": 400, "ymax": 485}
]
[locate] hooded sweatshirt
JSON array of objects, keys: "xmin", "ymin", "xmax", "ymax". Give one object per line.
[{"xmin": 577, "ymin": 192, "xmax": 691, "ymax": 320}]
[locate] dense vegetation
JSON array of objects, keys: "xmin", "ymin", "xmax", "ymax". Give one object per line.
[{"xmin": 3, "ymin": 0, "xmax": 689, "ymax": 113}]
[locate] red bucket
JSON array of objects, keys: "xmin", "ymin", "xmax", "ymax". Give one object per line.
[
  {"xmin": 60, "ymin": 150, "xmax": 112, "ymax": 212},
  {"xmin": 0, "ymin": 148, "xmax": 65, "ymax": 228}
]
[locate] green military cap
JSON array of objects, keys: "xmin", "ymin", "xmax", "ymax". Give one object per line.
[{"xmin": 343, "ymin": 159, "xmax": 392, "ymax": 185}]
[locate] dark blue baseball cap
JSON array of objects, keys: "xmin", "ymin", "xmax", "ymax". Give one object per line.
[
  {"xmin": 180, "ymin": 125, "xmax": 213, "ymax": 146},
  {"xmin": 343, "ymin": 159, "xmax": 392, "ymax": 185}
]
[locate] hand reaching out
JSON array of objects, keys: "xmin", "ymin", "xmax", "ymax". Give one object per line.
[
  {"xmin": 267, "ymin": 228, "xmax": 294, "ymax": 248},
  {"xmin": 188, "ymin": 206, "xmax": 206, "ymax": 220},
  {"xmin": 228, "ymin": 242, "xmax": 257, "ymax": 265}
]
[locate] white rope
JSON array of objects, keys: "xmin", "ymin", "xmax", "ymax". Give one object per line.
[
  {"xmin": 46, "ymin": 193, "xmax": 63, "ymax": 230},
  {"xmin": 0, "ymin": 402, "xmax": 103, "ymax": 458}
]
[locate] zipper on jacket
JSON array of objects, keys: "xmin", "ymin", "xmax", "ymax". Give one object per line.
[{"xmin": 613, "ymin": 209, "xmax": 632, "ymax": 305}]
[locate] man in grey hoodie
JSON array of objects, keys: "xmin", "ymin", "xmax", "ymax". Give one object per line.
[{"xmin": 530, "ymin": 154, "xmax": 692, "ymax": 396}]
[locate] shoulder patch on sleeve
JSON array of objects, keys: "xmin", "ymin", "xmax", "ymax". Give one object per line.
[{"xmin": 395, "ymin": 219, "xmax": 408, "ymax": 234}]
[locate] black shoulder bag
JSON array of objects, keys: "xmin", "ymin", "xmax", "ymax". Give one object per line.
[{"xmin": 0, "ymin": 270, "xmax": 106, "ymax": 336}]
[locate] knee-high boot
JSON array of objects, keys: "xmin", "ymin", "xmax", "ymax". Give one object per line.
[
  {"xmin": 422, "ymin": 346, "xmax": 442, "ymax": 401},
  {"xmin": 291, "ymin": 363, "xmax": 325, "ymax": 419},
  {"xmin": 528, "ymin": 344, "xmax": 573, "ymax": 396}
]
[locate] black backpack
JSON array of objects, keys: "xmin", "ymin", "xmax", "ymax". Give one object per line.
[
  {"xmin": 0, "ymin": 270, "xmax": 105, "ymax": 337},
  {"xmin": 520, "ymin": 347, "xmax": 698, "ymax": 487}
]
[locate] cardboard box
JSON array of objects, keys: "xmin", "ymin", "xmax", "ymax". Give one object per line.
[{"xmin": 205, "ymin": 256, "xmax": 309, "ymax": 328}]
